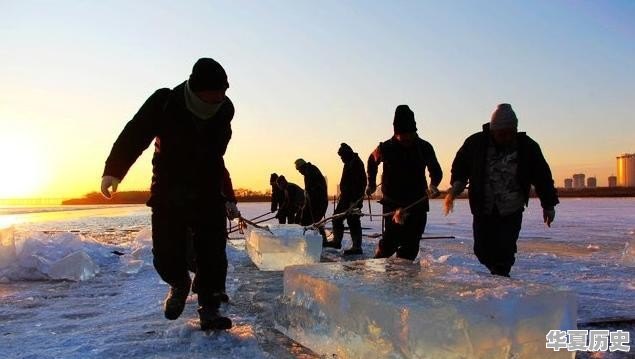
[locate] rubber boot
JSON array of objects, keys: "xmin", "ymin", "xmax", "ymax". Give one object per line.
[
  {"xmin": 198, "ymin": 306, "xmax": 232, "ymax": 330},
  {"xmin": 163, "ymin": 277, "xmax": 191, "ymax": 320},
  {"xmin": 488, "ymin": 263, "xmax": 511, "ymax": 277},
  {"xmin": 343, "ymin": 233, "xmax": 362, "ymax": 255}
]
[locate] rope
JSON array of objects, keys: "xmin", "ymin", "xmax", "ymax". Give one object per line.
[
  {"xmin": 249, "ymin": 211, "xmax": 274, "ymax": 221},
  {"xmin": 228, "ymin": 215, "xmax": 277, "ymax": 234},
  {"xmin": 237, "ymin": 216, "xmax": 274, "ymax": 235},
  {"xmin": 304, "ymin": 193, "xmax": 428, "ymax": 231},
  {"xmin": 362, "ymin": 195, "xmax": 429, "ymax": 218}
]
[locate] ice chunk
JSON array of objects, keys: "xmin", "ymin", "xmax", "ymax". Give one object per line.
[
  {"xmin": 0, "ymin": 231, "xmax": 105, "ymax": 281},
  {"xmin": 46, "ymin": 251, "xmax": 100, "ymax": 281},
  {"xmin": 622, "ymin": 235, "xmax": 635, "ymax": 267},
  {"xmin": 129, "ymin": 227, "xmax": 153, "ymax": 261},
  {"xmin": 119, "ymin": 226, "xmax": 153, "ymax": 274},
  {"xmin": 120, "ymin": 257, "xmax": 144, "ymax": 274},
  {"xmin": 245, "ymin": 224, "xmax": 322, "ymax": 271},
  {"xmin": 275, "ymin": 258, "xmax": 576, "ymax": 359},
  {"xmin": 0, "ymin": 226, "xmax": 17, "ymax": 268}
]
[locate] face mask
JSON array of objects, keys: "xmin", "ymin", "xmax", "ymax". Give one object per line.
[{"xmin": 184, "ymin": 81, "xmax": 224, "ymax": 119}]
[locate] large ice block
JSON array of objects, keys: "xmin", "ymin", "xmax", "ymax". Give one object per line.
[
  {"xmin": 47, "ymin": 250, "xmax": 100, "ymax": 281},
  {"xmin": 245, "ymin": 224, "xmax": 322, "ymax": 271},
  {"xmin": 0, "ymin": 230, "xmax": 104, "ymax": 281},
  {"xmin": 275, "ymin": 258, "xmax": 576, "ymax": 359}
]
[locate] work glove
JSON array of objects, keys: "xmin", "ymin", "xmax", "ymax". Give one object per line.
[
  {"xmin": 392, "ymin": 208, "xmax": 406, "ymax": 225},
  {"xmin": 366, "ymin": 183, "xmax": 376, "ymax": 197},
  {"xmin": 101, "ymin": 176, "xmax": 121, "ymax": 199},
  {"xmin": 443, "ymin": 181, "xmax": 466, "ymax": 216},
  {"xmin": 543, "ymin": 207, "xmax": 556, "ymax": 227},
  {"xmin": 427, "ymin": 184, "xmax": 440, "ymax": 199},
  {"xmin": 226, "ymin": 202, "xmax": 241, "ymax": 220},
  {"xmin": 443, "ymin": 192, "xmax": 455, "ymax": 216}
]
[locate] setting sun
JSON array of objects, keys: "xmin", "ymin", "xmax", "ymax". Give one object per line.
[{"xmin": 0, "ymin": 136, "xmax": 46, "ymax": 198}]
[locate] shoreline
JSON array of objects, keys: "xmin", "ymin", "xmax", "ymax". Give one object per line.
[{"xmin": 2, "ymin": 187, "xmax": 634, "ymax": 206}]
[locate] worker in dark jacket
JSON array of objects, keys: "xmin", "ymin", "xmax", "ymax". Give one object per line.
[
  {"xmin": 270, "ymin": 173, "xmax": 288, "ymax": 223},
  {"xmin": 100, "ymin": 58, "xmax": 238, "ymax": 330},
  {"xmin": 444, "ymin": 103, "xmax": 559, "ymax": 277},
  {"xmin": 324, "ymin": 143, "xmax": 367, "ymax": 255},
  {"xmin": 276, "ymin": 175, "xmax": 305, "ymax": 224},
  {"xmin": 295, "ymin": 158, "xmax": 328, "ymax": 243},
  {"xmin": 367, "ymin": 105, "xmax": 443, "ymax": 260}
]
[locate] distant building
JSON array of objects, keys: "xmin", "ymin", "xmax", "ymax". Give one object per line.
[
  {"xmin": 617, "ymin": 153, "xmax": 635, "ymax": 187},
  {"xmin": 572, "ymin": 173, "xmax": 585, "ymax": 189},
  {"xmin": 564, "ymin": 178, "xmax": 573, "ymax": 189},
  {"xmin": 587, "ymin": 177, "xmax": 597, "ymax": 188},
  {"xmin": 608, "ymin": 176, "xmax": 617, "ymax": 188}
]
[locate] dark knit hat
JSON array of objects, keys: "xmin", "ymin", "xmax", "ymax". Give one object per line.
[
  {"xmin": 490, "ymin": 103, "xmax": 518, "ymax": 130},
  {"xmin": 276, "ymin": 175, "xmax": 288, "ymax": 187},
  {"xmin": 294, "ymin": 158, "xmax": 307, "ymax": 170},
  {"xmin": 393, "ymin": 105, "xmax": 417, "ymax": 133},
  {"xmin": 188, "ymin": 58, "xmax": 229, "ymax": 92},
  {"xmin": 337, "ymin": 142, "xmax": 353, "ymax": 156}
]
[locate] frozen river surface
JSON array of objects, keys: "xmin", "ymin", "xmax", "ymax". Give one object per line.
[{"xmin": 0, "ymin": 198, "xmax": 633, "ymax": 358}]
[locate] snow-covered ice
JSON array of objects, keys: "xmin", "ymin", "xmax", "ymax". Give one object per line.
[
  {"xmin": 275, "ymin": 258, "xmax": 576, "ymax": 359},
  {"xmin": 622, "ymin": 234, "xmax": 635, "ymax": 267},
  {"xmin": 0, "ymin": 199, "xmax": 633, "ymax": 358},
  {"xmin": 245, "ymin": 224, "xmax": 322, "ymax": 271}
]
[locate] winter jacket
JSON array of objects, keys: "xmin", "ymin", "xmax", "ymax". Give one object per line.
[
  {"xmin": 300, "ymin": 163, "xmax": 327, "ymax": 207},
  {"xmin": 281, "ymin": 183, "xmax": 305, "ymax": 212},
  {"xmin": 338, "ymin": 152, "xmax": 367, "ymax": 209},
  {"xmin": 103, "ymin": 81, "xmax": 236, "ymax": 207},
  {"xmin": 450, "ymin": 123, "xmax": 559, "ymax": 215},
  {"xmin": 367, "ymin": 136, "xmax": 442, "ymax": 211},
  {"xmin": 271, "ymin": 184, "xmax": 285, "ymax": 212}
]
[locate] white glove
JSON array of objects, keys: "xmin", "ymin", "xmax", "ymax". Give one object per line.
[
  {"xmin": 225, "ymin": 202, "xmax": 241, "ymax": 220},
  {"xmin": 101, "ymin": 176, "xmax": 121, "ymax": 199},
  {"xmin": 428, "ymin": 184, "xmax": 440, "ymax": 199}
]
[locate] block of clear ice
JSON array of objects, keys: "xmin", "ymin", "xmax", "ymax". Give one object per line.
[
  {"xmin": 245, "ymin": 224, "xmax": 322, "ymax": 271},
  {"xmin": 275, "ymin": 258, "xmax": 576, "ymax": 359},
  {"xmin": 46, "ymin": 250, "xmax": 100, "ymax": 281},
  {"xmin": 0, "ymin": 228, "xmax": 100, "ymax": 281}
]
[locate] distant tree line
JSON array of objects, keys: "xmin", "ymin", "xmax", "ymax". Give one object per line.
[
  {"xmin": 61, "ymin": 186, "xmax": 635, "ymax": 205},
  {"xmin": 62, "ymin": 189, "xmax": 274, "ymax": 205},
  {"xmin": 62, "ymin": 191, "xmax": 151, "ymax": 205}
]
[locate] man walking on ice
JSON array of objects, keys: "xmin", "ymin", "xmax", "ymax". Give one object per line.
[
  {"xmin": 444, "ymin": 103, "xmax": 558, "ymax": 277},
  {"xmin": 101, "ymin": 58, "xmax": 240, "ymax": 330}
]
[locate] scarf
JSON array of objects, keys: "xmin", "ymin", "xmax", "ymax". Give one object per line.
[{"xmin": 184, "ymin": 81, "xmax": 224, "ymax": 120}]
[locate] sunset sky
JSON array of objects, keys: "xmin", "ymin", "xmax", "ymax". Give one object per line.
[{"xmin": 1, "ymin": 1, "xmax": 633, "ymax": 199}]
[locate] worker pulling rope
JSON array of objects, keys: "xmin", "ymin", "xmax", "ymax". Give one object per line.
[{"xmin": 304, "ymin": 193, "xmax": 428, "ymax": 232}]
